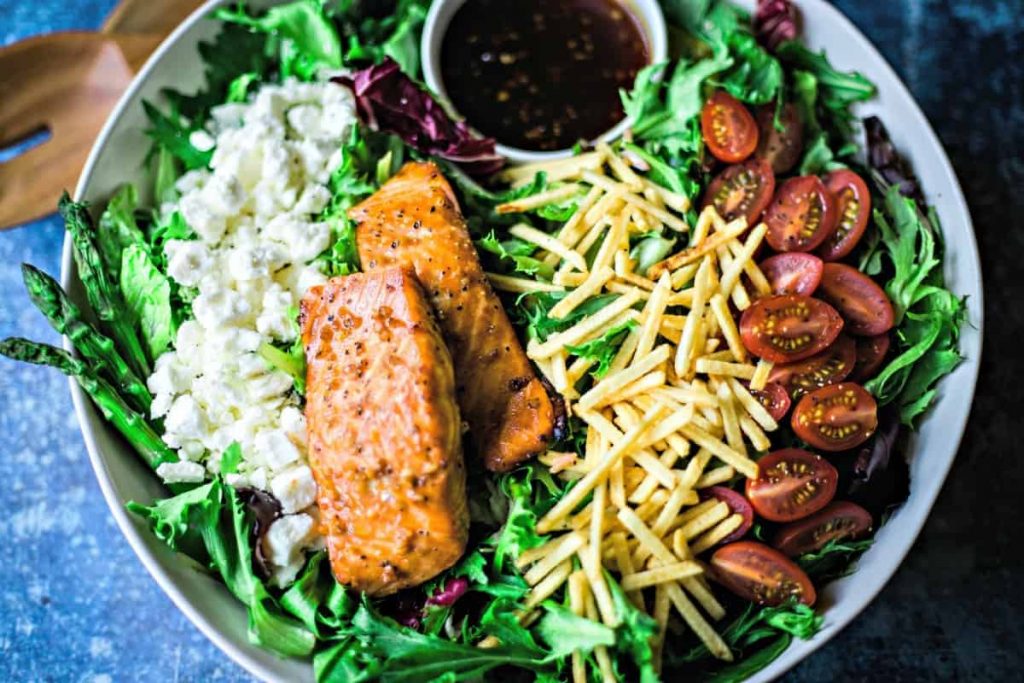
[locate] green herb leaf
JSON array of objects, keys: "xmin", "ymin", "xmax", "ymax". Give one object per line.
[
  {"xmin": 120, "ymin": 244, "xmax": 176, "ymax": 360},
  {"xmin": 536, "ymin": 601, "xmax": 616, "ymax": 658},
  {"xmin": 566, "ymin": 319, "xmax": 638, "ymax": 379},
  {"xmin": 142, "ymin": 101, "xmax": 213, "ymax": 171},
  {"xmin": 796, "ymin": 537, "xmax": 874, "ymax": 583},
  {"xmin": 219, "ymin": 442, "xmax": 244, "ymax": 475},
  {"xmin": 97, "ymin": 185, "xmax": 147, "ymax": 280}
]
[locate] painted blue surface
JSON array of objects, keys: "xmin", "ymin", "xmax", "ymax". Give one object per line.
[{"xmin": 1, "ymin": 1, "xmax": 1021, "ymax": 681}]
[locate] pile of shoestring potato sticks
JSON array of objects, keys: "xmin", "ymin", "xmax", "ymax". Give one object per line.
[{"xmin": 484, "ymin": 144, "xmax": 782, "ymax": 678}]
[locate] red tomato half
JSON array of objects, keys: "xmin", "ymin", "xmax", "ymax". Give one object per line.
[
  {"xmin": 702, "ymin": 158, "xmax": 776, "ymax": 226},
  {"xmin": 755, "ymin": 103, "xmax": 804, "ymax": 174},
  {"xmin": 852, "ymin": 334, "xmax": 891, "ymax": 382},
  {"xmin": 701, "ymin": 91, "xmax": 759, "ymax": 163},
  {"xmin": 792, "ymin": 382, "xmax": 879, "ymax": 452},
  {"xmin": 745, "ymin": 381, "xmax": 792, "ymax": 421},
  {"xmin": 710, "ymin": 541, "xmax": 817, "ymax": 606},
  {"xmin": 745, "ymin": 448, "xmax": 838, "ymax": 522},
  {"xmin": 703, "ymin": 486, "xmax": 755, "ymax": 545},
  {"xmin": 764, "ymin": 176, "xmax": 838, "ymax": 252},
  {"xmin": 769, "ymin": 334, "xmax": 857, "ymax": 399},
  {"xmin": 759, "ymin": 252, "xmax": 824, "ymax": 297},
  {"xmin": 818, "ymin": 263, "xmax": 895, "ymax": 336},
  {"xmin": 773, "ymin": 501, "xmax": 873, "ymax": 557},
  {"xmin": 739, "ymin": 294, "xmax": 844, "ymax": 363},
  {"xmin": 817, "ymin": 170, "xmax": 872, "ymax": 261}
]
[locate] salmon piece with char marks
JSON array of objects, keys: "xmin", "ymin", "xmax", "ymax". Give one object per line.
[
  {"xmin": 351, "ymin": 162, "xmax": 562, "ymax": 472},
  {"xmin": 301, "ymin": 266, "xmax": 468, "ymax": 596}
]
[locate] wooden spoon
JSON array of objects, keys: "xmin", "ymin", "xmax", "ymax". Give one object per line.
[{"xmin": 0, "ymin": 0, "xmax": 205, "ymax": 231}]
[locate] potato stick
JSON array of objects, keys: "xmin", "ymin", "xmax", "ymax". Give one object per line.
[
  {"xmin": 549, "ymin": 266, "xmax": 616, "ymax": 320},
  {"xmin": 641, "ymin": 176, "xmax": 690, "ymax": 213},
  {"xmin": 672, "ymin": 527, "xmax": 694, "ymax": 561},
  {"xmin": 497, "ymin": 183, "xmax": 583, "ymax": 214},
  {"xmin": 530, "ymin": 290, "xmax": 642, "ymax": 359},
  {"xmin": 726, "ymin": 377, "xmax": 779, "ymax": 431},
  {"xmin": 649, "ymin": 218, "xmax": 747, "ymax": 278},
  {"xmin": 524, "ymin": 531, "xmax": 586, "ymax": 585},
  {"xmin": 587, "ymin": 408, "xmax": 677, "ymax": 488},
  {"xmin": 617, "ymin": 507, "xmax": 679, "ymax": 567},
  {"xmin": 667, "ymin": 433, "xmax": 692, "ymax": 459},
  {"xmin": 681, "ymin": 424, "xmax": 759, "ymax": 479},
  {"xmin": 591, "ymin": 211, "xmax": 628, "ymax": 274},
  {"xmin": 729, "ymin": 238, "xmax": 772, "ymax": 295},
  {"xmin": 577, "ymin": 344, "xmax": 670, "ymax": 410},
  {"xmin": 670, "ymin": 262, "xmax": 700, "ymax": 290},
  {"xmin": 531, "ymin": 354, "xmax": 557, "ymax": 388},
  {"xmin": 719, "ymin": 224, "xmax": 767, "ymax": 296},
  {"xmin": 690, "ymin": 407, "xmax": 724, "ymax": 434},
  {"xmin": 653, "ymin": 584, "xmax": 671, "ymax": 672},
  {"xmin": 590, "ymin": 482, "xmax": 607, "ymax": 572},
  {"xmin": 675, "ymin": 257, "xmax": 712, "ymax": 377},
  {"xmin": 570, "ymin": 218, "xmax": 612, "ymax": 271},
  {"xmin": 730, "ymin": 278, "xmax": 752, "ymax": 311},
  {"xmin": 651, "ymin": 385, "xmax": 720, "ymax": 408},
  {"xmin": 582, "ymin": 170, "xmax": 689, "ymax": 232},
  {"xmin": 691, "ymin": 206, "xmax": 717, "ymax": 245},
  {"xmin": 610, "ymin": 458, "xmax": 626, "ymax": 510},
  {"xmin": 716, "ymin": 382, "xmax": 746, "ymax": 454},
  {"xmin": 583, "ymin": 589, "xmax": 617, "ymax": 683},
  {"xmin": 690, "ymin": 514, "xmax": 744, "ymax": 555},
  {"xmin": 608, "ymin": 533, "xmax": 644, "ymax": 610},
  {"xmin": 537, "ymin": 402, "xmax": 668, "ymax": 532},
  {"xmin": 637, "ymin": 404, "xmax": 695, "ymax": 448},
  {"xmin": 567, "ymin": 356, "xmax": 597, "ymax": 389},
  {"xmin": 750, "ymin": 358, "xmax": 774, "ymax": 391},
  {"xmin": 739, "ymin": 413, "xmax": 773, "ymax": 452},
  {"xmin": 665, "ymin": 583, "xmax": 733, "ymax": 660},
  {"xmin": 578, "ymin": 544, "xmax": 618, "ymax": 627},
  {"xmin": 499, "ymin": 151, "xmax": 605, "ymax": 185},
  {"xmin": 553, "ymin": 271, "xmax": 588, "ymax": 287},
  {"xmin": 486, "ymin": 273, "xmax": 565, "ymax": 294},
  {"xmin": 524, "ymin": 560, "xmax": 573, "ymax": 609},
  {"xmin": 629, "ymin": 207, "xmax": 651, "ymax": 232},
  {"xmin": 633, "ymin": 271, "xmax": 672, "ymax": 361},
  {"xmin": 606, "ymin": 370, "xmax": 665, "ymax": 404},
  {"xmin": 599, "ymin": 141, "xmax": 645, "ymax": 191},
  {"xmin": 710, "ymin": 294, "xmax": 747, "ymax": 363},
  {"xmin": 634, "ymin": 489, "xmax": 671, "ymax": 523},
  {"xmin": 585, "ymin": 189, "xmax": 625, "ymax": 226},
  {"xmin": 543, "ymin": 186, "xmax": 605, "ymax": 267},
  {"xmin": 695, "ymin": 466, "xmax": 736, "ymax": 489},
  {"xmin": 680, "ymin": 501, "xmax": 730, "ymax": 540},
  {"xmin": 643, "ymin": 185, "xmax": 666, "ymax": 211},
  {"xmin": 627, "ymin": 447, "xmax": 683, "ymax": 505},
  {"xmin": 550, "ymin": 351, "xmax": 570, "ymax": 394},
  {"xmin": 678, "ymin": 448, "xmax": 713, "ymax": 490},
  {"xmin": 516, "ymin": 534, "xmax": 559, "ymax": 568},
  {"xmin": 681, "ymin": 573, "xmax": 726, "ymax": 620},
  {"xmin": 568, "ymin": 571, "xmax": 589, "ymax": 683},
  {"xmin": 622, "ymin": 561, "xmax": 704, "ymax": 591},
  {"xmin": 606, "ymin": 281, "xmax": 654, "ymax": 301},
  {"xmin": 613, "ymin": 250, "xmax": 630, "ymax": 277},
  {"xmin": 618, "ymin": 271, "xmax": 658, "ymax": 291},
  {"xmin": 509, "ymin": 223, "xmax": 588, "ymax": 271}
]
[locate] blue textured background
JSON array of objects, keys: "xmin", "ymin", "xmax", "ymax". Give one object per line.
[{"xmin": 1, "ymin": 1, "xmax": 1021, "ymax": 681}]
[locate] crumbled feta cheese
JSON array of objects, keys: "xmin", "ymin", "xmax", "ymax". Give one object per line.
[
  {"xmin": 156, "ymin": 460, "xmax": 206, "ymax": 484},
  {"xmin": 270, "ymin": 465, "xmax": 318, "ymax": 514},
  {"xmin": 148, "ymin": 78, "xmax": 357, "ymax": 586},
  {"xmin": 263, "ymin": 513, "xmax": 316, "ymax": 568}
]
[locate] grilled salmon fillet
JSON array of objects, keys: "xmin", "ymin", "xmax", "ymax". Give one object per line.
[
  {"xmin": 301, "ymin": 267, "xmax": 468, "ymax": 596},
  {"xmin": 351, "ymin": 162, "xmax": 560, "ymax": 472}
]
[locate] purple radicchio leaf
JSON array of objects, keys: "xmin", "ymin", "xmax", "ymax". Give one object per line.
[
  {"xmin": 754, "ymin": 0, "xmax": 799, "ymax": 50},
  {"xmin": 426, "ymin": 576, "xmax": 470, "ymax": 607},
  {"xmin": 846, "ymin": 407, "xmax": 909, "ymax": 518},
  {"xmin": 865, "ymin": 115, "xmax": 924, "ymax": 202},
  {"xmin": 333, "ymin": 58, "xmax": 505, "ymax": 177},
  {"xmin": 236, "ymin": 486, "xmax": 283, "ymax": 581}
]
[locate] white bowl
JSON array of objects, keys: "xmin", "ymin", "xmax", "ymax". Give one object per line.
[
  {"xmin": 64, "ymin": 1, "xmax": 983, "ymax": 681},
  {"xmin": 420, "ymin": 0, "xmax": 669, "ymax": 164}
]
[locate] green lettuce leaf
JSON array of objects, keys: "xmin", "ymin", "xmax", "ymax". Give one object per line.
[
  {"xmin": 120, "ymin": 244, "xmax": 175, "ymax": 360},
  {"xmin": 566, "ymin": 319, "xmax": 638, "ymax": 379},
  {"xmin": 97, "ymin": 184, "xmax": 147, "ymax": 280}
]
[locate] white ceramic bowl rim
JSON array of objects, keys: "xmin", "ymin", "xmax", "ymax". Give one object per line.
[
  {"xmin": 63, "ymin": 2, "xmax": 983, "ymax": 682},
  {"xmin": 420, "ymin": 0, "xmax": 669, "ymax": 164}
]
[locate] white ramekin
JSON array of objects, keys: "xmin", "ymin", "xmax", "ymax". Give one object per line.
[{"xmin": 420, "ymin": 0, "xmax": 668, "ymax": 164}]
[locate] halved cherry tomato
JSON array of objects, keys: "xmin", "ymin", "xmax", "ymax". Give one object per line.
[
  {"xmin": 764, "ymin": 176, "xmax": 838, "ymax": 253},
  {"xmin": 773, "ymin": 501, "xmax": 873, "ymax": 557},
  {"xmin": 745, "ymin": 448, "xmax": 838, "ymax": 522},
  {"xmin": 755, "ymin": 103, "xmax": 804, "ymax": 174},
  {"xmin": 818, "ymin": 263, "xmax": 895, "ymax": 336},
  {"xmin": 817, "ymin": 170, "xmax": 871, "ymax": 261},
  {"xmin": 702, "ymin": 158, "xmax": 776, "ymax": 226},
  {"xmin": 769, "ymin": 334, "xmax": 856, "ymax": 399},
  {"xmin": 745, "ymin": 381, "xmax": 792, "ymax": 421},
  {"xmin": 792, "ymin": 382, "xmax": 878, "ymax": 452},
  {"xmin": 703, "ymin": 487, "xmax": 755, "ymax": 545},
  {"xmin": 851, "ymin": 334, "xmax": 891, "ymax": 382},
  {"xmin": 710, "ymin": 541, "xmax": 817, "ymax": 606},
  {"xmin": 739, "ymin": 294, "xmax": 844, "ymax": 363},
  {"xmin": 701, "ymin": 91, "xmax": 759, "ymax": 163},
  {"xmin": 759, "ymin": 252, "xmax": 824, "ymax": 297}
]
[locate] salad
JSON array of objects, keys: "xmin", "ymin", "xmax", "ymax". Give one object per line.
[{"xmin": 2, "ymin": 0, "xmax": 966, "ymax": 681}]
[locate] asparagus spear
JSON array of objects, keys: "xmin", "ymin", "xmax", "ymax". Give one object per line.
[
  {"xmin": 59, "ymin": 193, "xmax": 151, "ymax": 379},
  {"xmin": 0, "ymin": 338, "xmax": 175, "ymax": 471},
  {"xmin": 21, "ymin": 264, "xmax": 153, "ymax": 415}
]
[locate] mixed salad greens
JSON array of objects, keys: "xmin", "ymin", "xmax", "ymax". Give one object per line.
[{"xmin": 1, "ymin": 0, "xmax": 966, "ymax": 681}]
